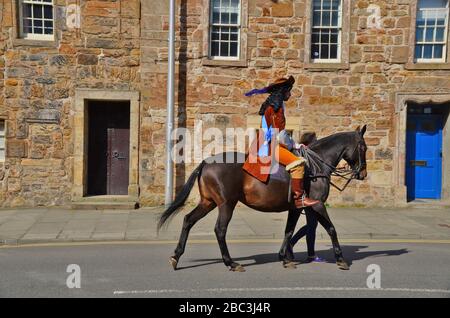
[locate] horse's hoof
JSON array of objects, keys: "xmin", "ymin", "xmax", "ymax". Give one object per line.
[
  {"xmin": 283, "ymin": 261, "xmax": 297, "ymax": 269},
  {"xmin": 337, "ymin": 260, "xmax": 349, "ymax": 270},
  {"xmin": 169, "ymin": 257, "xmax": 178, "ymax": 270},
  {"xmin": 230, "ymin": 264, "xmax": 246, "ymax": 272}
]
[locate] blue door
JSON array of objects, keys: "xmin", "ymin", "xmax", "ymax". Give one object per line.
[{"xmin": 406, "ymin": 115, "xmax": 442, "ymax": 200}]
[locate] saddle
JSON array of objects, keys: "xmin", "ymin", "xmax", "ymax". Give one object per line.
[{"xmin": 242, "ymin": 132, "xmax": 317, "ymax": 183}]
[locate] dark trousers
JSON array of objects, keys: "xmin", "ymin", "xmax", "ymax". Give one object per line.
[{"xmin": 290, "ymin": 208, "xmax": 318, "ymax": 257}]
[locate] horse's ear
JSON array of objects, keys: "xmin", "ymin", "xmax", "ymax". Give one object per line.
[
  {"xmin": 355, "ymin": 126, "xmax": 361, "ymax": 133},
  {"xmin": 360, "ymin": 125, "xmax": 367, "ymax": 136}
]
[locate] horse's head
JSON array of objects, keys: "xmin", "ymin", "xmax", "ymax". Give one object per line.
[{"xmin": 342, "ymin": 125, "xmax": 368, "ymax": 180}]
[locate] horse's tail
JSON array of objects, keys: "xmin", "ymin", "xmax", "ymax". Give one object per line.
[{"xmin": 157, "ymin": 161, "xmax": 206, "ymax": 231}]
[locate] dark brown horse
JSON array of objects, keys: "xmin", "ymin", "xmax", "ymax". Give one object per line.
[{"xmin": 158, "ymin": 126, "xmax": 368, "ymax": 272}]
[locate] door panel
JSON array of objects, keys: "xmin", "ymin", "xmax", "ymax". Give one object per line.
[
  {"xmin": 406, "ymin": 115, "xmax": 442, "ymax": 200},
  {"xmin": 107, "ymin": 128, "xmax": 130, "ymax": 195},
  {"xmin": 87, "ymin": 101, "xmax": 130, "ymax": 196}
]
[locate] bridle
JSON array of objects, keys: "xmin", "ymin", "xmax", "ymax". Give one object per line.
[
  {"xmin": 299, "ymin": 137, "xmax": 366, "ymax": 192},
  {"xmin": 328, "ymin": 139, "xmax": 366, "ymax": 192}
]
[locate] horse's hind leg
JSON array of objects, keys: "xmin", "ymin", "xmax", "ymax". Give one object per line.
[
  {"xmin": 170, "ymin": 199, "xmax": 216, "ymax": 270},
  {"xmin": 278, "ymin": 208, "xmax": 301, "ymax": 269},
  {"xmin": 215, "ymin": 201, "xmax": 244, "ymax": 272},
  {"xmin": 311, "ymin": 203, "xmax": 349, "ymax": 270}
]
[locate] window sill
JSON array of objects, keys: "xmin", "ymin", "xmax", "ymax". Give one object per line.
[
  {"xmin": 12, "ymin": 38, "xmax": 57, "ymax": 48},
  {"xmin": 405, "ymin": 62, "xmax": 450, "ymax": 70},
  {"xmin": 304, "ymin": 62, "xmax": 350, "ymax": 71},
  {"xmin": 202, "ymin": 58, "xmax": 248, "ymax": 67}
]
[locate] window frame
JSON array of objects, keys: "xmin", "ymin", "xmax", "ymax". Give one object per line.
[
  {"xmin": 18, "ymin": 0, "xmax": 55, "ymax": 41},
  {"xmin": 407, "ymin": 0, "xmax": 450, "ymax": 70},
  {"xmin": 310, "ymin": 0, "xmax": 343, "ymax": 63},
  {"xmin": 202, "ymin": 0, "xmax": 248, "ymax": 67},
  {"xmin": 414, "ymin": 2, "xmax": 449, "ymax": 63},
  {"xmin": 209, "ymin": 0, "xmax": 241, "ymax": 61},
  {"xmin": 304, "ymin": 0, "xmax": 350, "ymax": 70},
  {"xmin": 0, "ymin": 120, "xmax": 6, "ymax": 162}
]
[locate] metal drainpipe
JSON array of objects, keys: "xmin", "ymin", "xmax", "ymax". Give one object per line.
[{"xmin": 165, "ymin": 0, "xmax": 176, "ymax": 205}]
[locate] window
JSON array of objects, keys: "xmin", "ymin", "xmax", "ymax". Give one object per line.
[
  {"xmin": 415, "ymin": 0, "xmax": 449, "ymax": 63},
  {"xmin": 0, "ymin": 121, "xmax": 5, "ymax": 161},
  {"xmin": 209, "ymin": 0, "xmax": 241, "ymax": 59},
  {"xmin": 19, "ymin": 0, "xmax": 54, "ymax": 40},
  {"xmin": 311, "ymin": 0, "xmax": 342, "ymax": 62}
]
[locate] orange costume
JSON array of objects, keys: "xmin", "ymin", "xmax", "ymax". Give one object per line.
[{"xmin": 244, "ymin": 76, "xmax": 319, "ymax": 208}]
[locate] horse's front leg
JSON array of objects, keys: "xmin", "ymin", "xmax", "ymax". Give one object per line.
[
  {"xmin": 278, "ymin": 208, "xmax": 301, "ymax": 269},
  {"xmin": 311, "ymin": 203, "xmax": 349, "ymax": 270}
]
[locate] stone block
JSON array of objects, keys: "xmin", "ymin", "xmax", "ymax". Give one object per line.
[{"xmin": 6, "ymin": 140, "xmax": 27, "ymax": 158}]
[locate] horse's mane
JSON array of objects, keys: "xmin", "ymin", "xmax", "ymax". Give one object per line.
[{"xmin": 308, "ymin": 131, "xmax": 357, "ymax": 150}]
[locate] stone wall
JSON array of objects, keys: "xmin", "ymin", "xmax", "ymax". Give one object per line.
[
  {"xmin": 140, "ymin": 0, "xmax": 450, "ymax": 207},
  {"xmin": 1, "ymin": 0, "xmax": 449, "ymax": 208},
  {"xmin": 0, "ymin": 0, "xmax": 140, "ymax": 207}
]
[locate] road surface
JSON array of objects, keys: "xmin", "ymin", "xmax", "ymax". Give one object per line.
[{"xmin": 1, "ymin": 240, "xmax": 450, "ymax": 298}]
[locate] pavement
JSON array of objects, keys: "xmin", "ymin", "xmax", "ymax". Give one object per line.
[{"xmin": 0, "ymin": 205, "xmax": 450, "ymax": 245}]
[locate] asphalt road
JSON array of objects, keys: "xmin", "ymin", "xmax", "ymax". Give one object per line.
[{"xmin": 1, "ymin": 241, "xmax": 450, "ymax": 298}]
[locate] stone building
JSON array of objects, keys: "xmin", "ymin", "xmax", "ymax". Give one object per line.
[{"xmin": 1, "ymin": 0, "xmax": 450, "ymax": 208}]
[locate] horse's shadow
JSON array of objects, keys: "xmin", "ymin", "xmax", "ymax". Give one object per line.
[{"xmin": 175, "ymin": 245, "xmax": 409, "ymax": 270}]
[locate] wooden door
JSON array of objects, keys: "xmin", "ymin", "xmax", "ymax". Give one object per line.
[{"xmin": 88, "ymin": 101, "xmax": 130, "ymax": 196}]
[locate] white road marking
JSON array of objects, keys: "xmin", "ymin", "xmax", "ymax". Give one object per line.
[{"xmin": 113, "ymin": 286, "xmax": 450, "ymax": 295}]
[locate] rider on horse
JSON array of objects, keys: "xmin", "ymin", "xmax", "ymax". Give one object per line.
[{"xmin": 245, "ymin": 76, "xmax": 320, "ymax": 208}]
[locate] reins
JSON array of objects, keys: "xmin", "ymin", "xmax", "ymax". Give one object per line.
[{"xmin": 296, "ymin": 139, "xmax": 365, "ymax": 192}]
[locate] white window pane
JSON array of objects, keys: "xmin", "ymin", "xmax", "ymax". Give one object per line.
[
  {"xmin": 23, "ymin": 4, "xmax": 32, "ymax": 18},
  {"xmin": 212, "ymin": 11, "xmax": 220, "ymax": 23},
  {"xmin": 211, "ymin": 27, "xmax": 220, "ymax": 40},
  {"xmin": 417, "ymin": 12, "xmax": 426, "ymax": 26},
  {"xmin": 330, "ymin": 29, "xmax": 338, "ymax": 44},
  {"xmin": 44, "ymin": 5, "xmax": 53, "ymax": 19},
  {"xmin": 311, "ymin": 45, "xmax": 320, "ymax": 59},
  {"xmin": 322, "ymin": 11, "xmax": 331, "ymax": 26},
  {"xmin": 320, "ymin": 44, "xmax": 329, "ymax": 59},
  {"xmin": 330, "ymin": 44, "xmax": 338, "ymax": 58},
  {"xmin": 435, "ymin": 27, "xmax": 445, "ymax": 41},
  {"xmin": 416, "ymin": 27, "xmax": 424, "ymax": 42},
  {"xmin": 313, "ymin": 11, "xmax": 321, "ymax": 26},
  {"xmin": 322, "ymin": 0, "xmax": 332, "ymax": 10},
  {"xmin": 33, "ymin": 4, "xmax": 43, "ymax": 18},
  {"xmin": 312, "ymin": 31, "xmax": 319, "ymax": 44},
  {"xmin": 331, "ymin": 0, "xmax": 340, "ymax": 10},
  {"xmin": 434, "ymin": 44, "xmax": 444, "ymax": 58},
  {"xmin": 415, "ymin": 44, "xmax": 423, "ymax": 58},
  {"xmin": 230, "ymin": 42, "xmax": 238, "ymax": 57},
  {"xmin": 425, "ymin": 28, "xmax": 434, "ymax": 41},
  {"xmin": 230, "ymin": 12, "xmax": 238, "ymax": 24},
  {"xmin": 331, "ymin": 10, "xmax": 339, "ymax": 26},
  {"xmin": 423, "ymin": 44, "xmax": 433, "ymax": 58},
  {"xmin": 220, "ymin": 41, "xmax": 229, "ymax": 56},
  {"xmin": 313, "ymin": 0, "xmax": 321, "ymax": 10},
  {"xmin": 418, "ymin": 0, "xmax": 448, "ymax": 9},
  {"xmin": 212, "ymin": 0, "xmax": 221, "ymax": 9},
  {"xmin": 211, "ymin": 41, "xmax": 220, "ymax": 56},
  {"xmin": 221, "ymin": 28, "xmax": 230, "ymax": 41},
  {"xmin": 0, "ymin": 149, "xmax": 4, "ymax": 160},
  {"xmin": 0, "ymin": 139, "xmax": 4, "ymax": 149}
]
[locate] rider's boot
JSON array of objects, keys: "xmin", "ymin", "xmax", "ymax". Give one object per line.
[{"xmin": 287, "ymin": 161, "xmax": 320, "ymax": 208}]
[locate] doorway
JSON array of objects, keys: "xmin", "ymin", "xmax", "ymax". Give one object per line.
[
  {"xmin": 87, "ymin": 101, "xmax": 130, "ymax": 196},
  {"xmin": 406, "ymin": 104, "xmax": 446, "ymax": 201}
]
